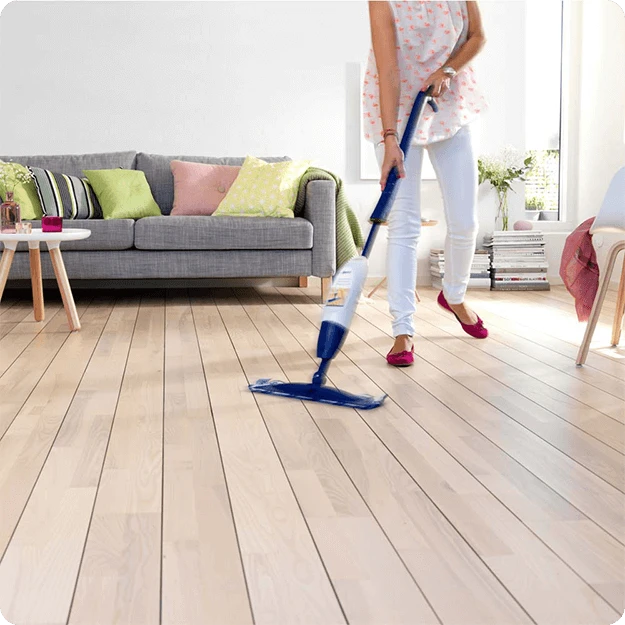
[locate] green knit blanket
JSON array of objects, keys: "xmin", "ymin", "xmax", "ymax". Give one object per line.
[{"xmin": 294, "ymin": 168, "xmax": 364, "ymax": 269}]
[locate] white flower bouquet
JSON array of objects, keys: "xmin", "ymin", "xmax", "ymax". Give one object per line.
[
  {"xmin": 478, "ymin": 147, "xmax": 534, "ymax": 231},
  {"xmin": 0, "ymin": 160, "xmax": 34, "ymax": 195}
]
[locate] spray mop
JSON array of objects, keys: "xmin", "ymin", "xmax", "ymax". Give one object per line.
[{"xmin": 249, "ymin": 87, "xmax": 438, "ymax": 409}]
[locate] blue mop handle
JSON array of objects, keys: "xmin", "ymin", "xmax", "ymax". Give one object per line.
[{"xmin": 362, "ymin": 86, "xmax": 438, "ymax": 258}]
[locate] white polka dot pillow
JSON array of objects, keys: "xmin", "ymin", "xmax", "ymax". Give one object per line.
[{"xmin": 213, "ymin": 155, "xmax": 311, "ymax": 219}]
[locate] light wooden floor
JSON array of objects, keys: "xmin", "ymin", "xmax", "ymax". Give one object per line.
[{"xmin": 0, "ymin": 283, "xmax": 623, "ymax": 625}]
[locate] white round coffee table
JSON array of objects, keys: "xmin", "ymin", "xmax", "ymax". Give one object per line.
[{"xmin": 0, "ymin": 228, "xmax": 91, "ymax": 331}]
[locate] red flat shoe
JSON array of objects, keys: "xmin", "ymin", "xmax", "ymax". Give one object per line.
[
  {"xmin": 386, "ymin": 345, "xmax": 415, "ymax": 367},
  {"xmin": 437, "ymin": 292, "xmax": 488, "ymax": 339}
]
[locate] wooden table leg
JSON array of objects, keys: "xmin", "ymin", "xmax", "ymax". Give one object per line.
[
  {"xmin": 47, "ymin": 243, "xmax": 80, "ymax": 331},
  {"xmin": 28, "ymin": 242, "xmax": 45, "ymax": 322},
  {"xmin": 0, "ymin": 242, "xmax": 17, "ymax": 303}
]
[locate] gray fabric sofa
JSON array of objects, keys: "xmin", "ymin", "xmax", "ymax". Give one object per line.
[{"xmin": 1, "ymin": 151, "xmax": 336, "ymax": 297}]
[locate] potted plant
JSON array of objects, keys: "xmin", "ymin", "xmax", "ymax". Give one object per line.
[
  {"xmin": 478, "ymin": 148, "xmax": 534, "ymax": 231},
  {"xmin": 525, "ymin": 195, "xmax": 544, "ymax": 220},
  {"xmin": 539, "ymin": 208, "xmax": 559, "ymax": 221}
]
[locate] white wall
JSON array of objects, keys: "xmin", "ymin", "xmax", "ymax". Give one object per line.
[
  {"xmin": 576, "ymin": 0, "xmax": 625, "ymax": 281},
  {"xmin": 1, "ymin": 1, "xmax": 623, "ymax": 284}
]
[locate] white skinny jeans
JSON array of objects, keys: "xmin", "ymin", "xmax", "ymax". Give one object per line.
[{"xmin": 375, "ymin": 124, "xmax": 479, "ymax": 337}]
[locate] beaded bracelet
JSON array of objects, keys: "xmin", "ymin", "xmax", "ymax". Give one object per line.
[{"xmin": 383, "ymin": 129, "xmax": 399, "ymax": 140}]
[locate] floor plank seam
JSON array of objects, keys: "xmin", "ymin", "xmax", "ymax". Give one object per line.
[{"xmin": 160, "ymin": 291, "xmax": 168, "ymax": 625}]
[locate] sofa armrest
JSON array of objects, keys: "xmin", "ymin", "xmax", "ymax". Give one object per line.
[{"xmin": 302, "ymin": 179, "xmax": 336, "ymax": 278}]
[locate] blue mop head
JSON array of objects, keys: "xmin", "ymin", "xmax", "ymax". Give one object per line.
[{"xmin": 249, "ymin": 379, "xmax": 386, "ymax": 410}]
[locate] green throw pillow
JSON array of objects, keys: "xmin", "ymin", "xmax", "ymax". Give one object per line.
[
  {"xmin": 213, "ymin": 155, "xmax": 311, "ymax": 218},
  {"xmin": 0, "ymin": 164, "xmax": 43, "ymax": 220},
  {"xmin": 83, "ymin": 169, "xmax": 161, "ymax": 220}
]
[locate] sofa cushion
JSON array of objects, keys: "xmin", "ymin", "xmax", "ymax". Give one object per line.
[
  {"xmin": 136, "ymin": 153, "xmax": 291, "ymax": 215},
  {"xmin": 29, "ymin": 167, "xmax": 103, "ymax": 219},
  {"xmin": 83, "ymin": 169, "xmax": 161, "ymax": 220},
  {"xmin": 170, "ymin": 161, "xmax": 241, "ymax": 216},
  {"xmin": 134, "ymin": 215, "xmax": 313, "ymax": 251},
  {"xmin": 0, "ymin": 151, "xmax": 137, "ymax": 178},
  {"xmin": 15, "ymin": 219, "xmax": 135, "ymax": 251},
  {"xmin": 213, "ymin": 156, "xmax": 311, "ymax": 219}
]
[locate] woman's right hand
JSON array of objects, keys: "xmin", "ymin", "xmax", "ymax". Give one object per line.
[{"xmin": 380, "ymin": 137, "xmax": 406, "ymax": 190}]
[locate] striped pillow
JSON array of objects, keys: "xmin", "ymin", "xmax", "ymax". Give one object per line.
[{"xmin": 29, "ymin": 166, "xmax": 103, "ymax": 219}]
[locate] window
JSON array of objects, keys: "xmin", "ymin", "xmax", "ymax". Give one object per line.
[{"xmin": 525, "ymin": 1, "xmax": 566, "ymax": 221}]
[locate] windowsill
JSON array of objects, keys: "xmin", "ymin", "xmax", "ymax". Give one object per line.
[
  {"xmin": 523, "ymin": 215, "xmax": 574, "ymax": 233},
  {"xmin": 533, "ymin": 221, "xmax": 575, "ymax": 233}
]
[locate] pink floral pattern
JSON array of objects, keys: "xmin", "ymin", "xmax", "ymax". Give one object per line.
[{"xmin": 363, "ymin": 1, "xmax": 487, "ymax": 145}]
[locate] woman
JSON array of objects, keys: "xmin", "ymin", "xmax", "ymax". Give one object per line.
[{"xmin": 364, "ymin": 0, "xmax": 489, "ymax": 366}]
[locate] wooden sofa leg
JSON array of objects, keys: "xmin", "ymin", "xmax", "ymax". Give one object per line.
[
  {"xmin": 321, "ymin": 277, "xmax": 332, "ymax": 303},
  {"xmin": 299, "ymin": 276, "xmax": 309, "ymax": 288}
]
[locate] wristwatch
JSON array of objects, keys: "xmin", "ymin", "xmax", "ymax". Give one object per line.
[{"xmin": 442, "ymin": 66, "xmax": 457, "ymax": 78}]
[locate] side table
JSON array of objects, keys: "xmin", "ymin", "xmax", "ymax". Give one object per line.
[
  {"xmin": 0, "ymin": 228, "xmax": 91, "ymax": 331},
  {"xmin": 367, "ymin": 219, "xmax": 439, "ymax": 300}
]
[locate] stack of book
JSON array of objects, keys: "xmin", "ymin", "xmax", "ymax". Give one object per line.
[
  {"xmin": 483, "ymin": 231, "xmax": 550, "ymax": 291},
  {"xmin": 430, "ymin": 249, "xmax": 491, "ymax": 290}
]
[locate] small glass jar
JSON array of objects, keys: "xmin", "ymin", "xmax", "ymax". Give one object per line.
[
  {"xmin": 0, "ymin": 191, "xmax": 21, "ymax": 234},
  {"xmin": 16, "ymin": 222, "xmax": 32, "ymax": 234}
]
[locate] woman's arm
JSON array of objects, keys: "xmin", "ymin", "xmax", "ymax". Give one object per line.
[
  {"xmin": 426, "ymin": 1, "xmax": 486, "ymax": 97},
  {"xmin": 445, "ymin": 1, "xmax": 486, "ymax": 73},
  {"xmin": 368, "ymin": 1, "xmax": 400, "ymax": 136}
]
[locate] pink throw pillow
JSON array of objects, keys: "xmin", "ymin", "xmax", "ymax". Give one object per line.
[{"xmin": 170, "ymin": 161, "xmax": 241, "ymax": 216}]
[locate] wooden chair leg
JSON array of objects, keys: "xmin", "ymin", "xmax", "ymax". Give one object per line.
[
  {"xmin": 298, "ymin": 276, "xmax": 309, "ymax": 288},
  {"xmin": 577, "ymin": 242, "xmax": 625, "ymax": 365},
  {"xmin": 368, "ymin": 276, "xmax": 386, "ymax": 299},
  {"xmin": 0, "ymin": 244, "xmax": 16, "ymax": 303},
  {"xmin": 611, "ymin": 254, "xmax": 625, "ymax": 347},
  {"xmin": 321, "ymin": 277, "xmax": 332, "ymax": 304}
]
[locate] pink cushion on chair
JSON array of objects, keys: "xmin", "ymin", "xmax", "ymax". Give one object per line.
[{"xmin": 170, "ymin": 161, "xmax": 241, "ymax": 216}]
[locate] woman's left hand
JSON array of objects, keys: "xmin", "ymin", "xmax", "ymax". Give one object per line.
[{"xmin": 425, "ymin": 69, "xmax": 451, "ymax": 97}]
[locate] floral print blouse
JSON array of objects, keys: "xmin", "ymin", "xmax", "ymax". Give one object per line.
[{"xmin": 363, "ymin": 1, "xmax": 488, "ymax": 145}]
